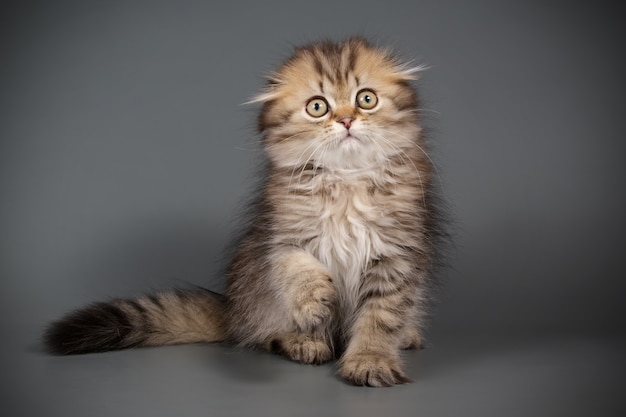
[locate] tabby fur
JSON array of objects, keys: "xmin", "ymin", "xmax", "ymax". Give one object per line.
[{"xmin": 45, "ymin": 37, "xmax": 443, "ymax": 387}]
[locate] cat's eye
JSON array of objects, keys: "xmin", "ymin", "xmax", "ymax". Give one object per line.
[
  {"xmin": 305, "ymin": 97, "xmax": 329, "ymax": 118},
  {"xmin": 356, "ymin": 89, "xmax": 378, "ymax": 110}
]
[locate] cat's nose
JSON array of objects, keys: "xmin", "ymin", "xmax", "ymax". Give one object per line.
[{"xmin": 338, "ymin": 117, "xmax": 353, "ymax": 130}]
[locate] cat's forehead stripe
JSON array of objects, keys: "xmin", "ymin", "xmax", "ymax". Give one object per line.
[
  {"xmin": 301, "ymin": 42, "xmax": 361, "ymax": 87},
  {"xmin": 316, "ymin": 53, "xmax": 340, "ymax": 85}
]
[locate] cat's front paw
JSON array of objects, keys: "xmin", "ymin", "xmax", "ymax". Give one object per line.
[
  {"xmin": 272, "ymin": 333, "xmax": 334, "ymax": 365},
  {"xmin": 293, "ymin": 273, "xmax": 336, "ymax": 332},
  {"xmin": 338, "ymin": 352, "xmax": 411, "ymax": 387}
]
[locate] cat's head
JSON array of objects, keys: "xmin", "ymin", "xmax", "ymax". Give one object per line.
[{"xmin": 252, "ymin": 38, "xmax": 423, "ymax": 171}]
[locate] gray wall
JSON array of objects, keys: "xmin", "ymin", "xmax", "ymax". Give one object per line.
[{"xmin": 1, "ymin": 0, "xmax": 625, "ymax": 338}]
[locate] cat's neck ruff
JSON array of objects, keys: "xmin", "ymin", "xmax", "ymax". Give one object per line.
[{"xmin": 324, "ymin": 165, "xmax": 384, "ymax": 177}]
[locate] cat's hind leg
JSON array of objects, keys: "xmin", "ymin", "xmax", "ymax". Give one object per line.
[{"xmin": 399, "ymin": 324, "xmax": 425, "ymax": 350}]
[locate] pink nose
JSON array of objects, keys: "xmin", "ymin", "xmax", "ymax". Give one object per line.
[{"xmin": 338, "ymin": 117, "xmax": 353, "ymax": 129}]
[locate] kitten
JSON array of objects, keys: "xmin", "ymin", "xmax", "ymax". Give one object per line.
[{"xmin": 44, "ymin": 37, "xmax": 443, "ymax": 387}]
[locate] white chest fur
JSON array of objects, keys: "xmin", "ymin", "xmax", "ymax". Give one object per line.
[{"xmin": 301, "ymin": 172, "xmax": 395, "ymax": 312}]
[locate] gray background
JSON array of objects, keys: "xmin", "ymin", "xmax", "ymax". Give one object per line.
[{"xmin": 1, "ymin": 0, "xmax": 625, "ymax": 416}]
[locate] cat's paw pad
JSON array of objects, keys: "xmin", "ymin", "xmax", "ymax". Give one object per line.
[
  {"xmin": 277, "ymin": 334, "xmax": 333, "ymax": 365},
  {"xmin": 338, "ymin": 353, "xmax": 411, "ymax": 387},
  {"xmin": 293, "ymin": 274, "xmax": 336, "ymax": 331}
]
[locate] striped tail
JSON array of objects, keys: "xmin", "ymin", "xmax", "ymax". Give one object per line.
[{"xmin": 44, "ymin": 288, "xmax": 228, "ymax": 355}]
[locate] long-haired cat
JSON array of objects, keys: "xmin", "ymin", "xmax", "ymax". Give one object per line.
[{"xmin": 45, "ymin": 37, "xmax": 443, "ymax": 387}]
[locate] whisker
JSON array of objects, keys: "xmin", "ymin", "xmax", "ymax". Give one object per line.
[
  {"xmin": 366, "ymin": 130, "xmax": 428, "ymax": 210},
  {"xmin": 293, "ymin": 140, "xmax": 328, "ymax": 193},
  {"xmin": 266, "ymin": 131, "xmax": 316, "ymax": 149},
  {"xmin": 287, "ymin": 138, "xmax": 323, "ymax": 193},
  {"xmin": 365, "ymin": 134, "xmax": 397, "ymax": 192},
  {"xmin": 234, "ymin": 131, "xmax": 316, "ymax": 153},
  {"xmin": 400, "ymin": 107, "xmax": 441, "ymax": 116},
  {"xmin": 369, "ymin": 124, "xmax": 443, "ymax": 185}
]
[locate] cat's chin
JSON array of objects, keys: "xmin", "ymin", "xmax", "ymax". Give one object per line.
[
  {"xmin": 338, "ymin": 134, "xmax": 361, "ymax": 150},
  {"xmin": 320, "ymin": 146, "xmax": 387, "ymax": 172}
]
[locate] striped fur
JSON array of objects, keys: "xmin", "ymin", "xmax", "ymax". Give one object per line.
[
  {"xmin": 45, "ymin": 289, "xmax": 227, "ymax": 354},
  {"xmin": 44, "ymin": 38, "xmax": 443, "ymax": 387}
]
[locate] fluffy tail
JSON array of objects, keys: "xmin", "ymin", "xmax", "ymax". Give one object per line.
[{"xmin": 44, "ymin": 288, "xmax": 227, "ymax": 355}]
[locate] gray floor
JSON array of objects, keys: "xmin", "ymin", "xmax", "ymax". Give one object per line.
[{"xmin": 2, "ymin": 326, "xmax": 624, "ymax": 417}]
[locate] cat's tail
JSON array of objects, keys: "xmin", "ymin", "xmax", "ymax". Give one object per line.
[{"xmin": 44, "ymin": 288, "xmax": 227, "ymax": 355}]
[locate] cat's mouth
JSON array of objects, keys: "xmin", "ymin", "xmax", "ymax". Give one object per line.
[{"xmin": 341, "ymin": 133, "xmax": 360, "ymax": 142}]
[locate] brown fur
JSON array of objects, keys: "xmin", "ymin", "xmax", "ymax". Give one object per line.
[{"xmin": 44, "ymin": 38, "xmax": 441, "ymax": 387}]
